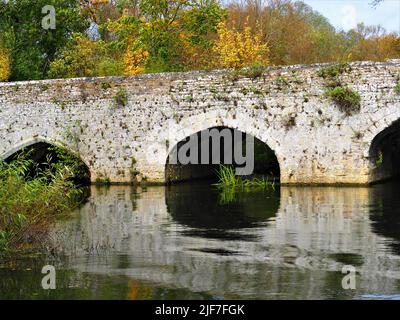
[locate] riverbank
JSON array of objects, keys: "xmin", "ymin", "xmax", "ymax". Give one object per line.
[{"xmin": 0, "ymin": 157, "xmax": 86, "ymax": 255}]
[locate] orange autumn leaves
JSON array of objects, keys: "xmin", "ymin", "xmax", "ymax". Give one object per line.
[
  {"xmin": 88, "ymin": 1, "xmax": 269, "ymax": 75},
  {"xmin": 124, "ymin": 47, "xmax": 149, "ymax": 76},
  {"xmin": 40, "ymin": 0, "xmax": 400, "ymax": 81}
]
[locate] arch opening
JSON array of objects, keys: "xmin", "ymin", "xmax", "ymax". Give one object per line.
[
  {"xmin": 4, "ymin": 142, "xmax": 91, "ymax": 186},
  {"xmin": 165, "ymin": 127, "xmax": 280, "ymax": 184},
  {"xmin": 369, "ymin": 119, "xmax": 400, "ymax": 183}
]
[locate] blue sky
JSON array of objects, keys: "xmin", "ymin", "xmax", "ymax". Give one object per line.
[{"xmin": 303, "ymin": 0, "xmax": 400, "ymax": 32}]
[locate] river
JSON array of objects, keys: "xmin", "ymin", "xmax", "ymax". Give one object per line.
[{"xmin": 1, "ymin": 181, "xmax": 400, "ymax": 299}]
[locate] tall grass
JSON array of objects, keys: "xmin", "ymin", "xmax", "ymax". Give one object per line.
[
  {"xmin": 215, "ymin": 165, "xmax": 241, "ymax": 187},
  {"xmin": 214, "ymin": 165, "xmax": 276, "ymax": 190},
  {"xmin": 0, "ymin": 156, "xmax": 84, "ymax": 253}
]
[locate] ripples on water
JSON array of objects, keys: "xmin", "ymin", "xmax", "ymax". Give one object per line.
[{"xmin": 1, "ymin": 181, "xmax": 400, "ymax": 299}]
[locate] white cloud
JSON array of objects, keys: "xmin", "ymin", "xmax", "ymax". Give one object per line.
[
  {"xmin": 303, "ymin": 0, "xmax": 400, "ymax": 33},
  {"xmin": 341, "ymin": 4, "xmax": 357, "ymax": 31}
]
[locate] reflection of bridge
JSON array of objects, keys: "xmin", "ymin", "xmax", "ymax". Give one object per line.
[
  {"xmin": 51, "ymin": 185, "xmax": 400, "ymax": 299},
  {"xmin": 1, "ymin": 60, "xmax": 400, "ymax": 184}
]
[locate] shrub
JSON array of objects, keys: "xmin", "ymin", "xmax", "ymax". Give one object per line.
[
  {"xmin": 324, "ymin": 86, "xmax": 361, "ymax": 114},
  {"xmin": 114, "ymin": 88, "xmax": 128, "ymax": 108},
  {"xmin": 0, "ymin": 157, "xmax": 83, "ymax": 253},
  {"xmin": 317, "ymin": 63, "xmax": 350, "ymax": 79}
]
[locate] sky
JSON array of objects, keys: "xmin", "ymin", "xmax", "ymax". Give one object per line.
[{"xmin": 303, "ymin": 0, "xmax": 400, "ymax": 33}]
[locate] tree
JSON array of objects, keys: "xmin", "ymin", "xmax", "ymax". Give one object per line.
[
  {"xmin": 0, "ymin": 47, "xmax": 10, "ymax": 81},
  {"xmin": 0, "ymin": 0, "xmax": 89, "ymax": 80},
  {"xmin": 345, "ymin": 24, "xmax": 400, "ymax": 61},
  {"xmin": 106, "ymin": 0, "xmax": 226, "ymax": 72},
  {"xmin": 124, "ymin": 47, "xmax": 149, "ymax": 75},
  {"xmin": 371, "ymin": 0, "xmax": 384, "ymax": 7},
  {"xmin": 212, "ymin": 20, "xmax": 269, "ymax": 68},
  {"xmin": 225, "ymin": 0, "xmax": 343, "ymax": 65},
  {"xmin": 48, "ymin": 33, "xmax": 124, "ymax": 78}
]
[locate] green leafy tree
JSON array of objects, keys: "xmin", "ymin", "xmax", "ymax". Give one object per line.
[
  {"xmin": 0, "ymin": 0, "xmax": 89, "ymax": 80},
  {"xmin": 107, "ymin": 0, "xmax": 226, "ymax": 72}
]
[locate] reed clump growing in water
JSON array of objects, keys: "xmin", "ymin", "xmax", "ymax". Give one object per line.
[
  {"xmin": 214, "ymin": 165, "xmax": 276, "ymax": 190},
  {"xmin": 0, "ymin": 154, "xmax": 85, "ymax": 254}
]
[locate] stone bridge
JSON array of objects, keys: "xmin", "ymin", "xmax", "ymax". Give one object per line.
[{"xmin": 1, "ymin": 60, "xmax": 400, "ymax": 185}]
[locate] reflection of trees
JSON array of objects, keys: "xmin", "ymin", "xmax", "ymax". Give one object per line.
[
  {"xmin": 368, "ymin": 182, "xmax": 400, "ymax": 255},
  {"xmin": 42, "ymin": 184, "xmax": 400, "ymax": 299}
]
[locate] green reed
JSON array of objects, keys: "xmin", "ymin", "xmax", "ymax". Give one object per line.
[
  {"xmin": 214, "ymin": 165, "xmax": 276, "ymax": 191},
  {"xmin": 0, "ymin": 155, "xmax": 84, "ymax": 253}
]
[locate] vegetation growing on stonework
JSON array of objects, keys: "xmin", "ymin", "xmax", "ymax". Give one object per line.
[
  {"xmin": 317, "ymin": 63, "xmax": 350, "ymax": 81},
  {"xmin": 395, "ymin": 81, "xmax": 400, "ymax": 94},
  {"xmin": 114, "ymin": 88, "xmax": 128, "ymax": 108},
  {"xmin": 376, "ymin": 150, "xmax": 384, "ymax": 167},
  {"xmin": 318, "ymin": 63, "xmax": 361, "ymax": 114},
  {"xmin": 281, "ymin": 113, "xmax": 297, "ymax": 130},
  {"xmin": 324, "ymin": 87, "xmax": 361, "ymax": 114}
]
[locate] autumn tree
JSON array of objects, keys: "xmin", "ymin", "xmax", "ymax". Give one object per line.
[
  {"xmin": 344, "ymin": 24, "xmax": 400, "ymax": 61},
  {"xmin": 0, "ymin": 47, "xmax": 10, "ymax": 81},
  {"xmin": 106, "ymin": 0, "xmax": 226, "ymax": 73},
  {"xmin": 212, "ymin": 20, "xmax": 269, "ymax": 68},
  {"xmin": 2, "ymin": 0, "xmax": 400, "ymax": 81},
  {"xmin": 48, "ymin": 33, "xmax": 124, "ymax": 78}
]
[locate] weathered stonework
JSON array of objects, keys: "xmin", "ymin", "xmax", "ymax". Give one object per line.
[{"xmin": 1, "ymin": 60, "xmax": 400, "ymax": 185}]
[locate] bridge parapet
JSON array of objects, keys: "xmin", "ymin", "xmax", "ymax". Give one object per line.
[{"xmin": 1, "ymin": 60, "xmax": 400, "ymax": 184}]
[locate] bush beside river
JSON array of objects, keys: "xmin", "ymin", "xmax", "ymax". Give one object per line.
[{"xmin": 0, "ymin": 152, "xmax": 86, "ymax": 254}]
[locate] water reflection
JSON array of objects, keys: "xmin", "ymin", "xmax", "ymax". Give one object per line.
[
  {"xmin": 2, "ymin": 182, "xmax": 400, "ymax": 299},
  {"xmin": 166, "ymin": 181, "xmax": 279, "ymax": 240},
  {"xmin": 368, "ymin": 182, "xmax": 400, "ymax": 255}
]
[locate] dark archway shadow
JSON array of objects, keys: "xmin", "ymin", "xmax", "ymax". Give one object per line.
[
  {"xmin": 369, "ymin": 119, "xmax": 400, "ymax": 183},
  {"xmin": 4, "ymin": 141, "xmax": 91, "ymax": 186},
  {"xmin": 165, "ymin": 126, "xmax": 280, "ymax": 184}
]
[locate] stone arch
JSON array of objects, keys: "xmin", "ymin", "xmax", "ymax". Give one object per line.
[
  {"xmin": 0, "ymin": 136, "xmax": 92, "ymax": 184},
  {"xmin": 368, "ymin": 118, "xmax": 400, "ymax": 183},
  {"xmin": 161, "ymin": 111, "xmax": 282, "ymax": 183}
]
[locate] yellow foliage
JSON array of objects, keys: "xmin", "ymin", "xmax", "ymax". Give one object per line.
[
  {"xmin": 178, "ymin": 31, "xmax": 211, "ymax": 70},
  {"xmin": 49, "ymin": 33, "xmax": 124, "ymax": 78},
  {"xmin": 0, "ymin": 47, "xmax": 11, "ymax": 82},
  {"xmin": 213, "ymin": 21, "xmax": 269, "ymax": 69},
  {"xmin": 124, "ymin": 47, "xmax": 149, "ymax": 76},
  {"xmin": 350, "ymin": 34, "xmax": 400, "ymax": 61},
  {"xmin": 91, "ymin": 0, "xmax": 109, "ymax": 5}
]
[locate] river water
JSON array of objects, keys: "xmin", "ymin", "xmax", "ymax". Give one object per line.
[{"xmin": 1, "ymin": 181, "xmax": 400, "ymax": 300}]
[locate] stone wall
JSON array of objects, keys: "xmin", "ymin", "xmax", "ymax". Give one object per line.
[{"xmin": 1, "ymin": 60, "xmax": 400, "ymax": 184}]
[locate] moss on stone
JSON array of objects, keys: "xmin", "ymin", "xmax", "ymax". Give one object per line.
[
  {"xmin": 324, "ymin": 86, "xmax": 361, "ymax": 115},
  {"xmin": 114, "ymin": 88, "xmax": 128, "ymax": 108}
]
